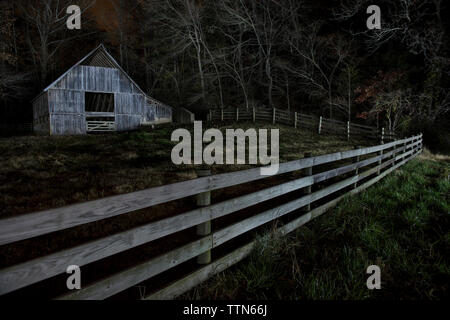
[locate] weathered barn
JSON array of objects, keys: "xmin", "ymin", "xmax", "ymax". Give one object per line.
[{"xmin": 32, "ymin": 44, "xmax": 172, "ymax": 135}]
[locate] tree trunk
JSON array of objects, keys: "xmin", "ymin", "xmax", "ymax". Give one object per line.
[
  {"xmin": 266, "ymin": 57, "xmax": 273, "ymax": 107},
  {"xmin": 328, "ymin": 84, "xmax": 333, "ymax": 120},
  {"xmin": 347, "ymin": 70, "xmax": 351, "ymax": 122},
  {"xmin": 196, "ymin": 44, "xmax": 206, "ymax": 104},
  {"xmin": 40, "ymin": 44, "xmax": 49, "ymax": 86}
]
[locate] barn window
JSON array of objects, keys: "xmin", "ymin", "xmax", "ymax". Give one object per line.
[{"xmin": 85, "ymin": 92, "xmax": 114, "ymax": 113}]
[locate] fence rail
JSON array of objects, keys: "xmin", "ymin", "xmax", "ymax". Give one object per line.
[
  {"xmin": 208, "ymin": 107, "xmax": 396, "ymax": 142},
  {"xmin": 0, "ymin": 133, "xmax": 422, "ymax": 299}
]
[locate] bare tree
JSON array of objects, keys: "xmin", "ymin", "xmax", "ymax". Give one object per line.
[
  {"xmin": 335, "ymin": 0, "xmax": 449, "ymax": 124},
  {"xmin": 0, "ymin": 68, "xmax": 31, "ymax": 102},
  {"xmin": 110, "ymin": 0, "xmax": 134, "ymax": 70},
  {"xmin": 18, "ymin": 0, "xmax": 95, "ymax": 86},
  {"xmin": 214, "ymin": 0, "xmax": 259, "ymax": 109},
  {"xmin": 372, "ymin": 89, "xmax": 415, "ymax": 132},
  {"xmin": 286, "ymin": 23, "xmax": 351, "ymax": 119},
  {"xmin": 146, "ymin": 0, "xmax": 225, "ymax": 109},
  {"xmin": 218, "ymin": 0, "xmax": 288, "ymax": 108},
  {"xmin": 219, "ymin": 46, "xmax": 257, "ymax": 110},
  {"xmin": 0, "ymin": 2, "xmax": 30, "ymax": 102}
]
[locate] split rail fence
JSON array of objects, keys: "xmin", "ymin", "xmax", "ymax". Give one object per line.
[
  {"xmin": 0, "ymin": 134, "xmax": 422, "ymax": 299},
  {"xmin": 208, "ymin": 107, "xmax": 397, "ymax": 142}
]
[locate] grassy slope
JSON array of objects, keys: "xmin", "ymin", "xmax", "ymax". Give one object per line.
[
  {"xmin": 183, "ymin": 153, "xmax": 450, "ymax": 300},
  {"xmin": 0, "ymin": 122, "xmax": 369, "ymax": 218}
]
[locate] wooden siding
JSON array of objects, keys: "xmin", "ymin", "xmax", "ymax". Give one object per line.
[
  {"xmin": 118, "ymin": 71, "xmax": 140, "ymax": 94},
  {"xmin": 48, "ymin": 89, "xmax": 84, "ymax": 114},
  {"xmin": 52, "ymin": 65, "xmax": 141, "ymax": 94},
  {"xmin": 115, "ymin": 93, "xmax": 144, "ymax": 115},
  {"xmin": 53, "ymin": 66, "xmax": 119, "ymax": 92},
  {"xmin": 32, "ymin": 47, "xmax": 172, "ymax": 135},
  {"xmin": 155, "ymin": 103, "xmax": 172, "ymax": 120},
  {"xmin": 144, "ymin": 99, "xmax": 172, "ymax": 123},
  {"xmin": 50, "ymin": 114, "xmax": 85, "ymax": 135},
  {"xmin": 115, "ymin": 115, "xmax": 142, "ymax": 131},
  {"xmin": 143, "ymin": 99, "xmax": 172, "ymax": 124},
  {"xmin": 144, "ymin": 98, "xmax": 156, "ymax": 122},
  {"xmin": 144, "ymin": 105, "xmax": 155, "ymax": 122}
]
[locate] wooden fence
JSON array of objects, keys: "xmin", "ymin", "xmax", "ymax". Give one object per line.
[
  {"xmin": 208, "ymin": 107, "xmax": 397, "ymax": 142},
  {"xmin": 0, "ymin": 134, "xmax": 422, "ymax": 299}
]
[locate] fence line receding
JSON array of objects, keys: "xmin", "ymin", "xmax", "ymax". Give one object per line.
[
  {"xmin": 208, "ymin": 107, "xmax": 396, "ymax": 142},
  {"xmin": 0, "ymin": 134, "xmax": 422, "ymax": 299}
]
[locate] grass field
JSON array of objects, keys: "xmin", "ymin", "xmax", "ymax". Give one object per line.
[
  {"xmin": 3, "ymin": 123, "xmax": 445, "ymax": 300},
  {"xmin": 0, "ymin": 122, "xmax": 370, "ymax": 219},
  {"xmin": 183, "ymin": 153, "xmax": 450, "ymax": 300},
  {"xmin": 0, "ymin": 122, "xmax": 372, "ymax": 279}
]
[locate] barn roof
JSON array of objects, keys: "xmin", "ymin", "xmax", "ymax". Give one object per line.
[
  {"xmin": 31, "ymin": 44, "xmax": 171, "ymax": 109},
  {"xmin": 41, "ymin": 44, "xmax": 145, "ymax": 95}
]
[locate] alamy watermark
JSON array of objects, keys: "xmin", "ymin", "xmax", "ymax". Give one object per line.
[
  {"xmin": 66, "ymin": 5, "xmax": 81, "ymax": 30},
  {"xmin": 366, "ymin": 265, "xmax": 381, "ymax": 289},
  {"xmin": 367, "ymin": 5, "xmax": 381, "ymax": 30},
  {"xmin": 66, "ymin": 265, "xmax": 81, "ymax": 290},
  {"xmin": 171, "ymin": 121, "xmax": 280, "ymax": 176}
]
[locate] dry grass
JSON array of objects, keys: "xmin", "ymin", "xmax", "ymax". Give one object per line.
[
  {"xmin": 0, "ymin": 122, "xmax": 372, "ymax": 219},
  {"xmin": 419, "ymin": 148, "xmax": 450, "ymax": 162},
  {"xmin": 0, "ymin": 121, "xmax": 378, "ymax": 298}
]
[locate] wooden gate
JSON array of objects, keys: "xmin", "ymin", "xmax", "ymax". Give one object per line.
[{"xmin": 86, "ymin": 120, "xmax": 116, "ymax": 132}]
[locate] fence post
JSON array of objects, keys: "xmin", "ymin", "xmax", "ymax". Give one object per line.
[
  {"xmin": 377, "ymin": 140, "xmax": 384, "ymax": 175},
  {"xmin": 391, "ymin": 140, "xmax": 396, "ymax": 168},
  {"xmin": 403, "ymin": 137, "xmax": 408, "ymax": 158},
  {"xmin": 195, "ymin": 169, "xmax": 212, "ymax": 265},
  {"xmin": 221, "ymin": 108, "xmax": 224, "ymax": 122},
  {"xmin": 419, "ymin": 133, "xmax": 423, "ymax": 152},
  {"xmin": 304, "ymin": 152, "xmax": 312, "ymax": 212},
  {"xmin": 415, "ymin": 135, "xmax": 418, "ymax": 152},
  {"xmin": 347, "ymin": 121, "xmax": 350, "ymax": 141},
  {"xmin": 294, "ymin": 112, "xmax": 298, "ymax": 129},
  {"xmin": 273, "ymin": 108, "xmax": 276, "ymax": 124},
  {"xmin": 353, "ymin": 146, "xmax": 360, "ymax": 189},
  {"xmin": 405, "ymin": 137, "xmax": 412, "ymax": 152},
  {"xmin": 318, "ymin": 116, "xmax": 322, "ymax": 134},
  {"xmin": 236, "ymin": 108, "xmax": 239, "ymax": 122},
  {"xmin": 409, "ymin": 135, "xmax": 414, "ymax": 154},
  {"xmin": 253, "ymin": 107, "xmax": 256, "ymax": 123}
]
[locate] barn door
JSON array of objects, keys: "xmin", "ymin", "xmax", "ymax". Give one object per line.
[{"xmin": 85, "ymin": 92, "xmax": 115, "ymax": 132}]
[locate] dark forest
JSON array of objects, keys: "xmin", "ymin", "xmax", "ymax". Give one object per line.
[{"xmin": 1, "ymin": 0, "xmax": 449, "ymax": 150}]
